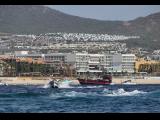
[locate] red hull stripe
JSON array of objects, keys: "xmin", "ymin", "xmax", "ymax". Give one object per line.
[{"xmin": 78, "ymin": 79, "xmax": 111, "ymax": 85}]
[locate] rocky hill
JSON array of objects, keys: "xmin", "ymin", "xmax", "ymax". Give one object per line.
[{"xmin": 0, "ymin": 5, "xmax": 160, "ymax": 50}]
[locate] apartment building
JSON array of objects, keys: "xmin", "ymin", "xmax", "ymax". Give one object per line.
[
  {"xmin": 76, "ymin": 52, "xmax": 136, "ymax": 74},
  {"xmin": 122, "ymin": 54, "xmax": 136, "ymax": 73},
  {"xmin": 14, "ymin": 51, "xmax": 135, "ymax": 73},
  {"xmin": 15, "ymin": 53, "xmax": 76, "ymax": 66},
  {"xmin": 76, "ymin": 53, "xmax": 105, "ymax": 73},
  {"xmin": 105, "ymin": 54, "xmax": 122, "ymax": 73}
]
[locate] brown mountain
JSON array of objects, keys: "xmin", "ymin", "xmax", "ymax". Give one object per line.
[{"xmin": 0, "ymin": 5, "xmax": 160, "ymax": 50}]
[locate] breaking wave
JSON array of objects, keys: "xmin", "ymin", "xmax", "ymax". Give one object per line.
[
  {"xmin": 102, "ymin": 88, "xmax": 147, "ymax": 96},
  {"xmin": 49, "ymin": 88, "xmax": 147, "ymax": 98},
  {"xmin": 75, "ymin": 85, "xmax": 104, "ymax": 89},
  {"xmin": 50, "ymin": 91, "xmax": 88, "ymax": 98},
  {"xmin": 58, "ymin": 81, "xmax": 74, "ymax": 88},
  {"xmin": 41, "ymin": 81, "xmax": 104, "ymax": 89},
  {"xmin": 40, "ymin": 82, "xmax": 73, "ymax": 89},
  {"xmin": 41, "ymin": 84, "xmax": 50, "ymax": 88}
]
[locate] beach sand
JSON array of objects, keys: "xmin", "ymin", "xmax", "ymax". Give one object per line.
[
  {"xmin": 0, "ymin": 77, "xmax": 50, "ymax": 85},
  {"xmin": 112, "ymin": 77, "xmax": 160, "ymax": 84},
  {"xmin": 1, "ymin": 76, "xmax": 160, "ymax": 85},
  {"xmin": 0, "ymin": 77, "xmax": 78, "ymax": 85}
]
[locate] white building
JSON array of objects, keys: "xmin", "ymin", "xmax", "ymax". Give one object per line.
[
  {"xmin": 105, "ymin": 54, "xmax": 123, "ymax": 73},
  {"xmin": 14, "ymin": 51, "xmax": 136, "ymax": 74},
  {"xmin": 76, "ymin": 52, "xmax": 105, "ymax": 73},
  {"xmin": 15, "ymin": 51, "xmax": 29, "ymax": 55},
  {"xmin": 15, "ymin": 52, "xmax": 76, "ymax": 66},
  {"xmin": 76, "ymin": 52, "xmax": 136, "ymax": 74},
  {"xmin": 122, "ymin": 54, "xmax": 136, "ymax": 73}
]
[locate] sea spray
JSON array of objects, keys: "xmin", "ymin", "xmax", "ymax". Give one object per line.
[
  {"xmin": 102, "ymin": 88, "xmax": 147, "ymax": 96},
  {"xmin": 49, "ymin": 90, "xmax": 100, "ymax": 98},
  {"xmin": 50, "ymin": 91, "xmax": 84, "ymax": 98},
  {"xmin": 42, "ymin": 84, "xmax": 50, "ymax": 89},
  {"xmin": 58, "ymin": 80, "xmax": 74, "ymax": 88},
  {"xmin": 41, "ymin": 80, "xmax": 80, "ymax": 89},
  {"xmin": 41, "ymin": 81, "xmax": 104, "ymax": 89},
  {"xmin": 49, "ymin": 88, "xmax": 147, "ymax": 99},
  {"xmin": 0, "ymin": 85, "xmax": 160, "ymax": 112}
]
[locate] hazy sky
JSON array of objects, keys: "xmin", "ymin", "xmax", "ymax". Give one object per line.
[{"xmin": 48, "ymin": 5, "xmax": 160, "ymax": 21}]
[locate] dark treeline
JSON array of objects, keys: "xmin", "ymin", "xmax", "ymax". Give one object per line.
[
  {"xmin": 3, "ymin": 59, "xmax": 55, "ymax": 76},
  {"xmin": 138, "ymin": 63, "xmax": 160, "ymax": 74}
]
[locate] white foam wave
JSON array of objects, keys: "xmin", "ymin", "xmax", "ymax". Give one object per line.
[
  {"xmin": 42, "ymin": 84, "xmax": 50, "ymax": 88},
  {"xmin": 40, "ymin": 80, "xmax": 75, "ymax": 89},
  {"xmin": 40, "ymin": 78, "xmax": 108, "ymax": 89},
  {"xmin": 75, "ymin": 85, "xmax": 104, "ymax": 89},
  {"xmin": 37, "ymin": 83, "xmax": 50, "ymax": 89},
  {"xmin": 103, "ymin": 88, "xmax": 147, "ymax": 96},
  {"xmin": 85, "ymin": 85, "xmax": 103, "ymax": 88},
  {"xmin": 64, "ymin": 91, "xmax": 87, "ymax": 97},
  {"xmin": 41, "ymin": 81, "xmax": 104, "ymax": 89},
  {"xmin": 50, "ymin": 91, "xmax": 88, "ymax": 98},
  {"xmin": 58, "ymin": 81, "xmax": 74, "ymax": 88},
  {"xmin": 49, "ymin": 88, "xmax": 147, "ymax": 98}
]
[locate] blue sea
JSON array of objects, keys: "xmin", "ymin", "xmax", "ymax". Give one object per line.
[{"xmin": 0, "ymin": 84, "xmax": 160, "ymax": 113}]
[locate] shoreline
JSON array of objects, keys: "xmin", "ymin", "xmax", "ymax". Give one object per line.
[
  {"xmin": 0, "ymin": 77, "xmax": 50, "ymax": 85},
  {"xmin": 0, "ymin": 77, "xmax": 77, "ymax": 85},
  {"xmin": 1, "ymin": 77, "xmax": 160, "ymax": 85},
  {"xmin": 112, "ymin": 77, "xmax": 160, "ymax": 85}
]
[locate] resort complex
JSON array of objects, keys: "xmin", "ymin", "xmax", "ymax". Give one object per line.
[{"xmin": 1, "ymin": 51, "xmax": 160, "ymax": 77}]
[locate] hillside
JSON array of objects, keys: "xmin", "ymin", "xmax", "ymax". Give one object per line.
[{"xmin": 0, "ymin": 5, "xmax": 160, "ymax": 50}]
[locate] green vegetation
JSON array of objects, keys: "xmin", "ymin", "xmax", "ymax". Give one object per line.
[
  {"xmin": 2, "ymin": 59, "xmax": 55, "ymax": 76},
  {"xmin": 138, "ymin": 63, "xmax": 160, "ymax": 74}
]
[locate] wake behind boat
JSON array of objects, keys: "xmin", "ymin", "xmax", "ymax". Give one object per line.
[
  {"xmin": 48, "ymin": 78, "xmax": 80, "ymax": 88},
  {"xmin": 0, "ymin": 80, "xmax": 8, "ymax": 86}
]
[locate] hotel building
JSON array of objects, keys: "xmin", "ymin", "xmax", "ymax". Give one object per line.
[
  {"xmin": 14, "ymin": 51, "xmax": 136, "ymax": 74},
  {"xmin": 75, "ymin": 52, "xmax": 136, "ymax": 74}
]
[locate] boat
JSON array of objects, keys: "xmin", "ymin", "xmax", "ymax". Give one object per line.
[
  {"xmin": 77, "ymin": 75, "xmax": 112, "ymax": 85},
  {"xmin": 48, "ymin": 78, "xmax": 80, "ymax": 88},
  {"xmin": 48, "ymin": 79, "xmax": 59, "ymax": 88},
  {"xmin": 122, "ymin": 80, "xmax": 136, "ymax": 85},
  {"xmin": 0, "ymin": 80, "xmax": 8, "ymax": 86},
  {"xmin": 0, "ymin": 82, "xmax": 8, "ymax": 86}
]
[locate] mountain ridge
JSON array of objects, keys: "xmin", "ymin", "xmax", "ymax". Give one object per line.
[{"xmin": 0, "ymin": 5, "xmax": 160, "ymax": 50}]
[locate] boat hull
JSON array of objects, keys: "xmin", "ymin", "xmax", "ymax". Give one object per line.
[{"xmin": 78, "ymin": 79, "xmax": 111, "ymax": 85}]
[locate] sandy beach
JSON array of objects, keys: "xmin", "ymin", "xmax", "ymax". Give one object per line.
[
  {"xmin": 0, "ymin": 77, "xmax": 78, "ymax": 85},
  {"xmin": 0, "ymin": 77, "xmax": 50, "ymax": 85},
  {"xmin": 112, "ymin": 77, "xmax": 160, "ymax": 84},
  {"xmin": 1, "ymin": 76, "xmax": 160, "ymax": 85}
]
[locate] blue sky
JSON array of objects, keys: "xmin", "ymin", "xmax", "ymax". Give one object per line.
[{"xmin": 47, "ymin": 5, "xmax": 160, "ymax": 21}]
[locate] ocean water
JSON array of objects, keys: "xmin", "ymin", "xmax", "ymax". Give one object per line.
[{"xmin": 0, "ymin": 84, "xmax": 160, "ymax": 113}]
